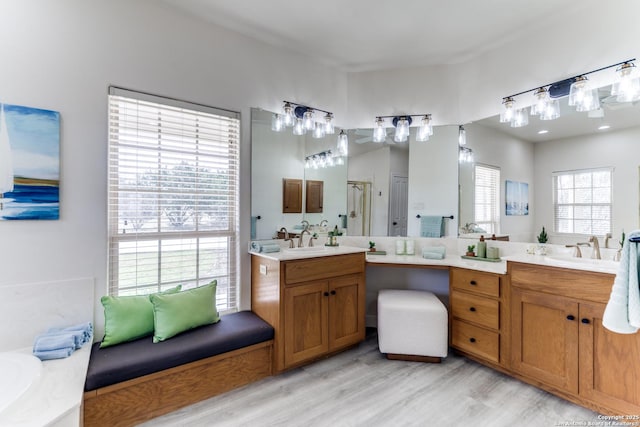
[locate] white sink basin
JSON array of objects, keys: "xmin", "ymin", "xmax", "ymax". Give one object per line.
[
  {"xmin": 544, "ymin": 255, "xmax": 619, "ymax": 272},
  {"xmin": 0, "ymin": 352, "xmax": 42, "ymax": 413},
  {"xmin": 284, "ymin": 246, "xmax": 329, "ymax": 253}
]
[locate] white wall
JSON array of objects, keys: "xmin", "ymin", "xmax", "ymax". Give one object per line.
[
  {"xmin": 465, "ymin": 123, "xmax": 535, "ymax": 242},
  {"xmin": 534, "ymin": 125, "xmax": 640, "ymax": 245},
  {"xmin": 407, "ymin": 126, "xmax": 459, "ymax": 237},
  {"xmin": 0, "ymin": 0, "xmax": 348, "ymax": 337}
]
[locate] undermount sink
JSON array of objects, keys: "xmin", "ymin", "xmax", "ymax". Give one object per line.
[
  {"xmin": 544, "ymin": 255, "xmax": 619, "ymax": 271},
  {"xmin": 284, "ymin": 246, "xmax": 329, "ymax": 253},
  {"xmin": 0, "ymin": 352, "xmax": 42, "ymax": 413}
]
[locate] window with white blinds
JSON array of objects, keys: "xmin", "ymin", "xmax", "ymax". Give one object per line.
[
  {"xmin": 107, "ymin": 87, "xmax": 240, "ymax": 313},
  {"xmin": 474, "ymin": 164, "xmax": 500, "ymax": 234},
  {"xmin": 553, "ymin": 168, "xmax": 612, "ymax": 235}
]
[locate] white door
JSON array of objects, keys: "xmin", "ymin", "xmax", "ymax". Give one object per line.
[{"xmin": 388, "ymin": 174, "xmax": 408, "ymax": 236}]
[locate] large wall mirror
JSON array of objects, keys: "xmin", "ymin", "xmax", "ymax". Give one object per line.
[
  {"xmin": 459, "ymin": 83, "xmax": 640, "ymax": 243},
  {"xmin": 251, "ymin": 107, "xmax": 460, "ymax": 239}
]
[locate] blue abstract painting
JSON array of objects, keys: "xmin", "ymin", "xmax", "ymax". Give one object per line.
[
  {"xmin": 0, "ymin": 103, "xmax": 60, "ymax": 220},
  {"xmin": 505, "ymin": 180, "xmax": 528, "ymax": 216}
]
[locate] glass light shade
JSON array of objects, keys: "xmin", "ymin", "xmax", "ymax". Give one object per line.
[
  {"xmin": 304, "ymin": 158, "xmax": 311, "ymax": 168},
  {"xmin": 530, "ymin": 88, "xmax": 548, "ymax": 116},
  {"xmin": 417, "ymin": 115, "xmax": 433, "ymax": 142},
  {"xmin": 511, "ymin": 108, "xmax": 529, "ymax": 128},
  {"xmin": 303, "ymin": 110, "xmax": 314, "ymax": 131},
  {"xmin": 457, "ymin": 125, "xmax": 466, "ymax": 145},
  {"xmin": 312, "ymin": 122, "xmax": 325, "ymax": 139},
  {"xmin": 393, "ymin": 118, "xmax": 409, "ymax": 143},
  {"xmin": 325, "ymin": 154, "xmax": 334, "ymax": 167},
  {"xmin": 611, "ymin": 63, "xmax": 640, "ymax": 102},
  {"xmin": 372, "ymin": 118, "xmax": 386, "ymax": 143},
  {"xmin": 335, "ymin": 156, "xmax": 344, "ymax": 166},
  {"xmin": 293, "ymin": 118, "xmax": 306, "ymax": 135},
  {"xmin": 337, "ymin": 130, "xmax": 348, "ymax": 156},
  {"xmin": 568, "ymin": 77, "xmax": 601, "ymax": 112},
  {"xmin": 540, "ymin": 98, "xmax": 560, "ymax": 120},
  {"xmin": 324, "ymin": 113, "xmax": 335, "ymax": 134},
  {"xmin": 283, "ymin": 103, "xmax": 295, "ymax": 127},
  {"xmin": 271, "ymin": 114, "xmax": 285, "ymax": 132},
  {"xmin": 499, "ymin": 98, "xmax": 515, "ymax": 123},
  {"xmin": 459, "ymin": 146, "xmax": 474, "ymax": 163}
]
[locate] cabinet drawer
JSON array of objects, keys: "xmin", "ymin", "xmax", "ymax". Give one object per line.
[
  {"xmin": 451, "ymin": 268, "xmax": 500, "ymax": 297},
  {"xmin": 284, "ymin": 253, "xmax": 364, "ymax": 285},
  {"xmin": 452, "ymin": 320, "xmax": 499, "ymax": 363},
  {"xmin": 451, "ymin": 290, "xmax": 499, "ymax": 330}
]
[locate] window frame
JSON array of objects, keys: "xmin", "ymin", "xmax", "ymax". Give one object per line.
[
  {"xmin": 473, "ymin": 163, "xmax": 501, "ymax": 235},
  {"xmin": 107, "ymin": 87, "xmax": 240, "ymax": 314},
  {"xmin": 552, "ymin": 167, "xmax": 613, "ymax": 237}
]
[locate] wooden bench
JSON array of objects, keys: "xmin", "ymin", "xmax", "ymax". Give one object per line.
[{"xmin": 83, "ymin": 311, "xmax": 274, "ymax": 427}]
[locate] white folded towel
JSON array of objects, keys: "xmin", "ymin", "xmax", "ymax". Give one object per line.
[{"xmin": 603, "ymin": 230, "xmax": 640, "ymax": 334}]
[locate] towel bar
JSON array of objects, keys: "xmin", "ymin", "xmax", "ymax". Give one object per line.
[{"xmin": 416, "ymin": 215, "xmax": 454, "ymax": 219}]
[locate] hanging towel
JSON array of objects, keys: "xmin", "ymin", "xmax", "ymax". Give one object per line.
[
  {"xmin": 340, "ymin": 214, "xmax": 347, "ymax": 229},
  {"xmin": 603, "ymin": 230, "xmax": 640, "ymax": 334},
  {"xmin": 420, "ymin": 216, "xmax": 444, "ymax": 238},
  {"xmin": 251, "ymin": 216, "xmax": 258, "ymax": 240}
]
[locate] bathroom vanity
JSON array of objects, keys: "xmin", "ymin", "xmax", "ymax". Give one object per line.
[{"xmin": 251, "ymin": 247, "xmax": 367, "ymax": 372}]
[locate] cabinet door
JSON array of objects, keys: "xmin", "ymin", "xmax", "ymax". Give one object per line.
[
  {"xmin": 511, "ymin": 288, "xmax": 579, "ymax": 393},
  {"xmin": 282, "ymin": 178, "xmax": 302, "ymax": 213},
  {"xmin": 284, "ymin": 281, "xmax": 329, "ymax": 367},
  {"xmin": 328, "ymin": 274, "xmax": 365, "ymax": 351},
  {"xmin": 305, "ymin": 180, "xmax": 323, "ymax": 213},
  {"xmin": 579, "ymin": 301, "xmax": 640, "ymax": 414}
]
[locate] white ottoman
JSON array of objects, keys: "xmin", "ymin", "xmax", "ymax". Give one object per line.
[{"xmin": 377, "ymin": 289, "xmax": 448, "ymax": 362}]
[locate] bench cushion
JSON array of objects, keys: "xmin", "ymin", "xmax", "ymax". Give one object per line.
[{"xmin": 85, "ymin": 311, "xmax": 273, "ymax": 391}]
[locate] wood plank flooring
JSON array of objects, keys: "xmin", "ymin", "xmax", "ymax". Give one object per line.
[{"xmin": 140, "ymin": 332, "xmax": 598, "ymax": 427}]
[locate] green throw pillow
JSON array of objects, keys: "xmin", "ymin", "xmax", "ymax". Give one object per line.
[
  {"xmin": 150, "ymin": 280, "xmax": 220, "ymax": 343},
  {"xmin": 100, "ymin": 285, "xmax": 182, "ymax": 348}
]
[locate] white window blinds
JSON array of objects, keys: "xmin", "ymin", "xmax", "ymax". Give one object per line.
[
  {"xmin": 107, "ymin": 87, "xmax": 240, "ymax": 313},
  {"xmin": 474, "ymin": 164, "xmax": 500, "ymax": 234},
  {"xmin": 553, "ymin": 168, "xmax": 612, "ymax": 235}
]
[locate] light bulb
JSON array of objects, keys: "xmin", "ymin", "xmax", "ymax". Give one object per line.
[
  {"xmin": 394, "ymin": 117, "xmax": 409, "ymax": 143},
  {"xmin": 417, "ymin": 115, "xmax": 432, "ymax": 142},
  {"xmin": 500, "ymin": 97, "xmax": 516, "ymax": 123},
  {"xmin": 324, "ymin": 113, "xmax": 335, "ymax": 134},
  {"xmin": 612, "ymin": 62, "xmax": 640, "ymax": 103},
  {"xmin": 569, "ymin": 76, "xmax": 600, "ymax": 112},
  {"xmin": 312, "ymin": 122, "xmax": 325, "ymax": 139},
  {"xmin": 283, "ymin": 102, "xmax": 295, "ymax": 127},
  {"xmin": 372, "ymin": 117, "xmax": 386, "ymax": 143},
  {"xmin": 303, "ymin": 109, "xmax": 314, "ymax": 131},
  {"xmin": 271, "ymin": 114, "xmax": 284, "ymax": 132},
  {"xmin": 337, "ymin": 130, "xmax": 348, "ymax": 156},
  {"xmin": 530, "ymin": 88, "xmax": 548, "ymax": 116},
  {"xmin": 458, "ymin": 125, "xmax": 466, "ymax": 145},
  {"xmin": 293, "ymin": 118, "xmax": 305, "ymax": 135}
]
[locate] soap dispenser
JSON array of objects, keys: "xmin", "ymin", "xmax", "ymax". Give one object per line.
[{"xmin": 477, "ymin": 235, "xmax": 487, "ymax": 258}]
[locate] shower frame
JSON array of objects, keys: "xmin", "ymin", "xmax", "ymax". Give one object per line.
[{"xmin": 347, "ymin": 180, "xmax": 372, "ymax": 236}]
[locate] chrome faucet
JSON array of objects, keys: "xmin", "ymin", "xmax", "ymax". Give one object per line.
[
  {"xmin": 309, "ymin": 234, "xmax": 318, "ymax": 247},
  {"xmin": 298, "ymin": 229, "xmax": 311, "ymax": 247},
  {"xmin": 320, "ymin": 219, "xmax": 328, "ymax": 227},
  {"xmin": 301, "ymin": 220, "xmax": 310, "ymax": 230},
  {"xmin": 604, "ymin": 233, "xmax": 612, "ymax": 249},
  {"xmin": 589, "ymin": 235, "xmax": 601, "ymax": 259}
]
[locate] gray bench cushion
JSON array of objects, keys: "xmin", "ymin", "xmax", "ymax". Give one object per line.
[{"xmin": 85, "ymin": 311, "xmax": 273, "ymax": 391}]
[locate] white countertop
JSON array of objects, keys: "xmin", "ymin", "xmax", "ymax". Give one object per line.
[
  {"xmin": 504, "ymin": 253, "xmax": 618, "ymax": 275},
  {"xmin": 0, "ymin": 345, "xmax": 90, "ymax": 427},
  {"xmin": 250, "ymin": 245, "xmax": 368, "ymax": 261},
  {"xmin": 366, "ymin": 253, "xmax": 508, "ymax": 274}
]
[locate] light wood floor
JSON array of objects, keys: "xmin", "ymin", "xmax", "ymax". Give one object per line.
[{"xmin": 140, "ymin": 332, "xmax": 598, "ymax": 427}]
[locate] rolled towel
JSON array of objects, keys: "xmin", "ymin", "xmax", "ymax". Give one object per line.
[
  {"xmin": 48, "ymin": 322, "xmax": 93, "ymax": 346},
  {"xmin": 41, "ymin": 330, "xmax": 85, "ymax": 349},
  {"xmin": 251, "ymin": 242, "xmax": 281, "ymax": 253},
  {"xmin": 33, "ymin": 347, "xmax": 74, "ymax": 361},
  {"xmin": 33, "ymin": 333, "xmax": 77, "ymax": 352},
  {"xmin": 422, "ymin": 246, "xmax": 446, "ymax": 260}
]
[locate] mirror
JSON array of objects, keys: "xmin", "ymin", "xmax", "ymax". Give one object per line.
[
  {"xmin": 251, "ymin": 108, "xmax": 347, "ymax": 240},
  {"xmin": 459, "ymin": 83, "xmax": 640, "ymax": 242},
  {"xmin": 251, "ymin": 106, "xmax": 461, "ymax": 239}
]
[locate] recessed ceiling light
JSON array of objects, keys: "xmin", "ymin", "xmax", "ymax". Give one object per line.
[
  {"xmin": 598, "ymin": 125, "xmax": 610, "ymax": 130},
  {"xmin": 538, "ymin": 130, "xmax": 548, "ymax": 134}
]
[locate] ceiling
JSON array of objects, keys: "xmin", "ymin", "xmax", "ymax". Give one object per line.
[{"xmin": 161, "ymin": 0, "xmax": 594, "ymax": 72}]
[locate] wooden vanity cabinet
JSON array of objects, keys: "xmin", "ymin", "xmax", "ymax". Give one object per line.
[
  {"xmin": 510, "ymin": 262, "xmax": 640, "ymax": 415},
  {"xmin": 449, "ymin": 267, "xmax": 509, "ymax": 368},
  {"xmin": 251, "ymin": 253, "xmax": 366, "ymax": 372}
]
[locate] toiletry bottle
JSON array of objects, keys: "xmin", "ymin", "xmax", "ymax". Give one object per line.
[{"xmin": 478, "ymin": 235, "xmax": 487, "ymax": 258}]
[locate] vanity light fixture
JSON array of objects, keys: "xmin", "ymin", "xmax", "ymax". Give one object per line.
[
  {"xmin": 277, "ymin": 101, "xmax": 336, "ymax": 137},
  {"xmin": 500, "ymin": 58, "xmax": 636, "ymax": 128},
  {"xmin": 459, "ymin": 146, "xmax": 474, "ymax": 163},
  {"xmin": 370, "ymin": 113, "xmax": 433, "ymax": 144},
  {"xmin": 304, "ymin": 150, "xmax": 341, "ymax": 169}
]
